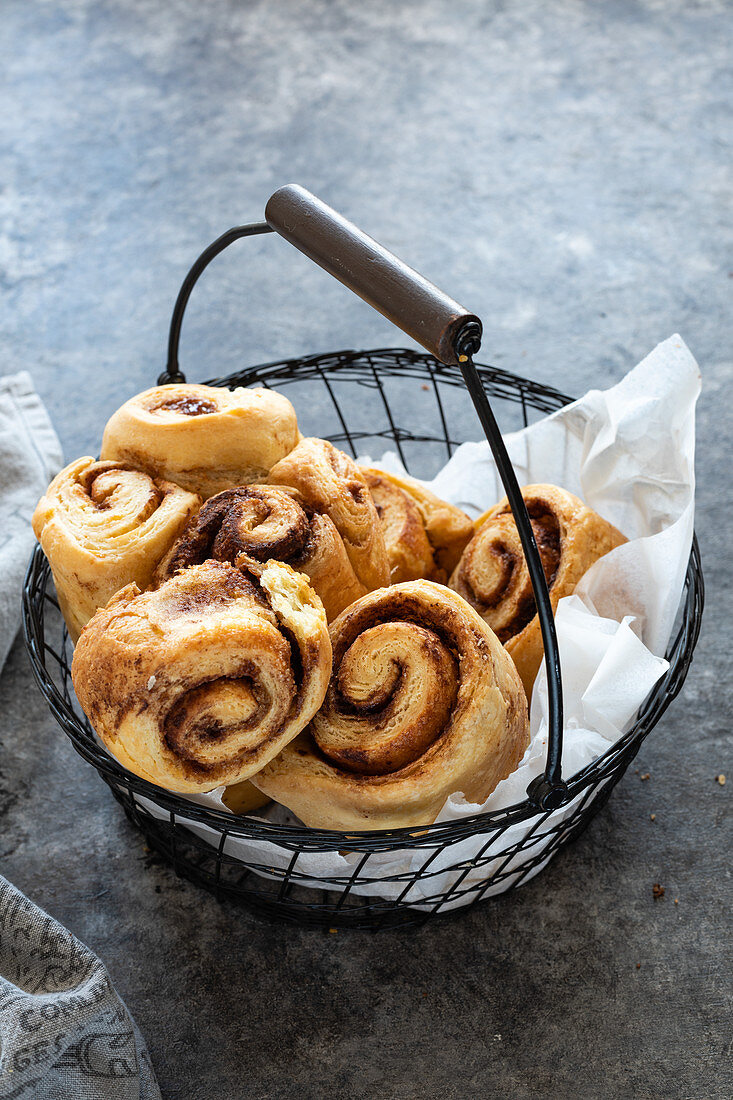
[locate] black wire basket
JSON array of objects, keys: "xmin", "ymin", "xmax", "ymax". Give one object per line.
[{"xmin": 22, "ymin": 189, "xmax": 704, "ymax": 929}]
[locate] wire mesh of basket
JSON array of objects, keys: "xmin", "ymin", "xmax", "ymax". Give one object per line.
[{"xmin": 22, "ymin": 345, "xmax": 704, "ymax": 929}]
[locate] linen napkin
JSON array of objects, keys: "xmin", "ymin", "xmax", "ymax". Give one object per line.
[
  {"xmin": 0, "ymin": 876, "xmax": 161, "ymax": 1100},
  {"xmin": 0, "ymin": 372, "xmax": 62, "ymax": 670},
  {"xmin": 0, "ymin": 373, "xmax": 161, "ymax": 1099}
]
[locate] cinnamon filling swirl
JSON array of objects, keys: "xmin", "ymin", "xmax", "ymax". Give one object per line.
[
  {"xmin": 449, "ymin": 484, "xmax": 627, "ymax": 698},
  {"xmin": 70, "ymin": 558, "xmax": 332, "ymax": 794},
  {"xmin": 460, "ymin": 506, "xmax": 561, "ymax": 643},
  {"xmin": 157, "ymin": 484, "xmax": 368, "ymax": 621},
  {"xmin": 323, "ymin": 623, "xmax": 458, "ymax": 774},
  {"xmin": 161, "ymin": 487, "xmax": 311, "ymax": 576},
  {"xmin": 162, "ymin": 664, "xmax": 291, "ymax": 772},
  {"xmin": 78, "ymin": 463, "xmax": 165, "ymax": 521},
  {"xmin": 150, "ymin": 396, "xmax": 219, "ymax": 416},
  {"xmin": 31, "ymin": 456, "xmax": 200, "ymax": 643}
]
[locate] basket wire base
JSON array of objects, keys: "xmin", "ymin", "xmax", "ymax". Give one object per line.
[
  {"xmin": 23, "ymin": 348, "xmax": 704, "ymax": 929},
  {"xmin": 109, "ymin": 769, "xmax": 626, "ymax": 930}
]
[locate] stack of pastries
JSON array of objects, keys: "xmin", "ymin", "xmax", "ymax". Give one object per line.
[{"xmin": 33, "ymin": 382, "xmax": 625, "ymax": 830}]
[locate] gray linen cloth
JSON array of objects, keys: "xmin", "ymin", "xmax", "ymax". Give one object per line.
[{"xmin": 0, "ymin": 372, "xmax": 161, "ymax": 1099}]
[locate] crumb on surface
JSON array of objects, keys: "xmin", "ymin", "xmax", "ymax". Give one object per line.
[
  {"xmin": 716, "ymin": 774, "xmax": 725, "ymax": 785},
  {"xmin": 641, "ymin": 773, "xmax": 650, "ymax": 781},
  {"xmin": 652, "ymin": 883, "xmax": 665, "ymax": 900},
  {"xmin": 650, "ymin": 813, "xmax": 656, "ymax": 821},
  {"xmin": 636, "ymin": 962, "xmax": 641, "ymax": 969}
]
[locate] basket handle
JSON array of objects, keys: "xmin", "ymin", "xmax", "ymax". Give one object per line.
[
  {"xmin": 265, "ymin": 184, "xmax": 482, "ymax": 367},
  {"xmin": 159, "ymin": 186, "xmax": 568, "ymax": 811}
]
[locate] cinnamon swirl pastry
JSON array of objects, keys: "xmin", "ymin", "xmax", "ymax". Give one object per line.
[
  {"xmin": 360, "ymin": 468, "xmax": 473, "ymax": 583},
  {"xmin": 101, "ymin": 383, "xmax": 299, "ymax": 498},
  {"xmin": 32, "ymin": 457, "xmax": 199, "ymax": 643},
  {"xmin": 450, "ymin": 484, "xmax": 627, "ymax": 698},
  {"xmin": 251, "ymin": 581, "xmax": 529, "ymax": 830},
  {"xmin": 268, "ymin": 438, "xmax": 390, "ymax": 592},
  {"xmin": 71, "ymin": 558, "xmax": 332, "ymax": 793},
  {"xmin": 156, "ymin": 485, "xmax": 367, "ymax": 621}
]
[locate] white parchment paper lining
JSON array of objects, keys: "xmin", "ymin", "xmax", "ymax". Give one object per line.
[{"xmin": 135, "ymin": 335, "xmax": 699, "ymax": 910}]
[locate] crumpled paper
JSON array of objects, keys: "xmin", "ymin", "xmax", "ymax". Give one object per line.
[{"xmin": 137, "ymin": 334, "xmax": 699, "ymax": 908}]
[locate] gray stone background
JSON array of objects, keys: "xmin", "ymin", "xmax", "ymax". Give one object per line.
[{"xmin": 1, "ymin": 1, "xmax": 731, "ymax": 1097}]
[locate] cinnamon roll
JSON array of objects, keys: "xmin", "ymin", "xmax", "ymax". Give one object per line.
[
  {"xmin": 450, "ymin": 484, "xmax": 627, "ymax": 698},
  {"xmin": 251, "ymin": 581, "xmax": 529, "ymax": 830},
  {"xmin": 32, "ymin": 457, "xmax": 199, "ymax": 643},
  {"xmin": 101, "ymin": 383, "xmax": 299, "ymax": 498},
  {"xmin": 268, "ymin": 438, "xmax": 390, "ymax": 592},
  {"xmin": 71, "ymin": 558, "xmax": 332, "ymax": 793},
  {"xmin": 156, "ymin": 485, "xmax": 366, "ymax": 621},
  {"xmin": 360, "ymin": 468, "xmax": 473, "ymax": 583}
]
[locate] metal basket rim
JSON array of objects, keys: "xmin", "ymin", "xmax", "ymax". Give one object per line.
[{"xmin": 22, "ymin": 347, "xmax": 704, "ymax": 852}]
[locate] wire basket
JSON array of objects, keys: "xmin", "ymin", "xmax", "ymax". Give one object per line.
[
  {"xmin": 23, "ymin": 345, "xmax": 703, "ymax": 929},
  {"xmin": 22, "ymin": 188, "xmax": 704, "ymax": 928}
]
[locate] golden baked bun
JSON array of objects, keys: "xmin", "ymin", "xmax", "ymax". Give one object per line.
[
  {"xmin": 360, "ymin": 467, "xmax": 473, "ymax": 583},
  {"xmin": 156, "ymin": 485, "xmax": 367, "ymax": 621},
  {"xmin": 100, "ymin": 383, "xmax": 299, "ymax": 498},
  {"xmin": 251, "ymin": 581, "xmax": 529, "ymax": 830},
  {"xmin": 268, "ymin": 438, "xmax": 390, "ymax": 592},
  {"xmin": 71, "ymin": 558, "xmax": 332, "ymax": 794},
  {"xmin": 221, "ymin": 781, "xmax": 271, "ymax": 815},
  {"xmin": 32, "ymin": 457, "xmax": 199, "ymax": 643},
  {"xmin": 450, "ymin": 484, "xmax": 627, "ymax": 698}
]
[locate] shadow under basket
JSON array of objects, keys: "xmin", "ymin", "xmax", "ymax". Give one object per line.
[{"xmin": 22, "ymin": 348, "xmax": 704, "ymax": 930}]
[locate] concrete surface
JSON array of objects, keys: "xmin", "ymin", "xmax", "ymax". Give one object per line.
[{"xmin": 1, "ymin": 1, "xmax": 731, "ymax": 1097}]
